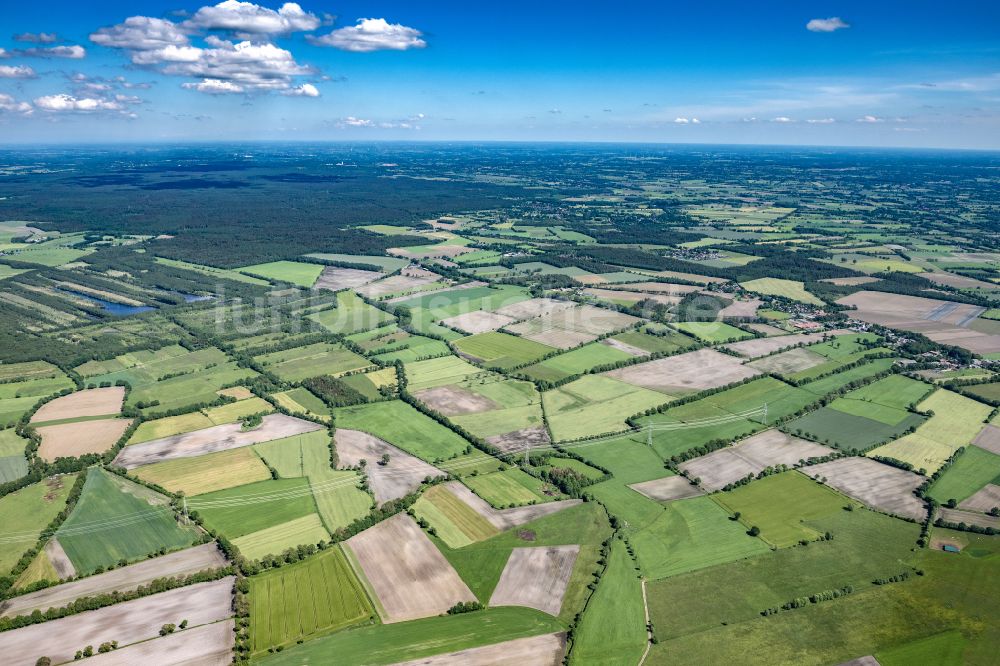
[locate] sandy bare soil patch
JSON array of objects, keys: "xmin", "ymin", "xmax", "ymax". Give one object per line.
[
  {"xmin": 84, "ymin": 620, "xmax": 233, "ymax": 666},
  {"xmin": 971, "ymin": 425, "xmax": 1000, "ymax": 455},
  {"xmin": 923, "ymin": 272, "xmax": 999, "ymax": 291},
  {"xmin": 718, "ymin": 298, "xmax": 763, "ymax": 318},
  {"xmin": 723, "ymin": 330, "xmax": 845, "ymax": 358},
  {"xmin": 489, "ymin": 546, "xmax": 579, "ymax": 616},
  {"xmin": 0, "ymin": 577, "xmax": 233, "ymax": 666},
  {"xmin": 493, "ymin": 298, "xmax": 577, "ymax": 320},
  {"xmin": 313, "ymin": 266, "xmax": 382, "ymax": 291},
  {"xmin": 507, "ymin": 305, "xmax": 639, "ymax": 347},
  {"xmin": 335, "ymin": 429, "xmax": 443, "ymax": 503},
  {"xmin": 388, "ymin": 245, "xmax": 474, "ymax": 259},
  {"xmin": 346, "ymin": 514, "xmax": 475, "ymax": 623},
  {"xmin": 38, "ymin": 418, "xmax": 133, "ymax": 461},
  {"xmin": 958, "ymin": 484, "xmax": 1000, "ymax": 513},
  {"xmin": 804, "ymin": 458, "xmax": 926, "ymax": 520},
  {"xmin": 837, "ymin": 291, "xmax": 999, "ymax": 354},
  {"xmin": 522, "ymin": 328, "xmax": 595, "ymax": 349},
  {"xmin": 605, "ymin": 348, "xmax": 760, "ymax": 394},
  {"xmin": 821, "ymin": 276, "xmax": 879, "ymax": 286},
  {"xmin": 600, "ymin": 337, "xmax": 650, "ymax": 357},
  {"xmin": 614, "ymin": 282, "xmax": 701, "ymax": 295},
  {"xmin": 113, "ymin": 414, "xmax": 322, "ymax": 469},
  {"xmin": 629, "ymin": 475, "xmax": 705, "ymax": 502},
  {"xmin": 584, "ymin": 288, "xmax": 681, "ymax": 306},
  {"xmin": 680, "ymin": 430, "xmax": 835, "ymax": 492},
  {"xmin": 2, "ymin": 543, "xmax": 227, "ymax": 618},
  {"xmin": 357, "ymin": 274, "xmax": 437, "ymax": 299},
  {"xmin": 939, "ymin": 507, "xmax": 1000, "ymax": 529},
  {"xmin": 440, "ymin": 310, "xmax": 516, "ymax": 334},
  {"xmin": 443, "ymin": 481, "xmax": 580, "ymax": 530},
  {"xmin": 414, "ymin": 385, "xmax": 500, "ymax": 415},
  {"xmin": 393, "ymin": 633, "xmax": 566, "ymax": 666},
  {"xmin": 31, "ymin": 386, "xmax": 125, "ymax": 423},
  {"xmin": 486, "ymin": 426, "xmax": 550, "ymax": 454},
  {"xmin": 44, "ymin": 538, "xmax": 76, "ymax": 580},
  {"xmin": 748, "ymin": 347, "xmax": 827, "ymax": 375}
]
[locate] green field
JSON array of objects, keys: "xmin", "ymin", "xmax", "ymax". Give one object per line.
[
  {"xmin": 155, "ymin": 256, "xmax": 271, "ymax": 285},
  {"xmin": 0, "ymin": 476, "xmax": 75, "ymax": 575},
  {"xmin": 462, "ymin": 468, "xmax": 556, "ymax": 507},
  {"xmin": 785, "ymin": 407, "xmax": 925, "ymax": 451},
  {"xmin": 453, "ymin": 332, "xmax": 555, "ymax": 369},
  {"xmin": 876, "ymin": 631, "xmax": 966, "ymax": 666},
  {"xmin": 868, "ymin": 389, "xmax": 992, "ymax": 474},
  {"xmin": 411, "ymin": 484, "xmax": 500, "ymax": 548},
  {"xmin": 962, "ymin": 381, "xmax": 1000, "ymax": 403},
  {"xmin": 133, "ymin": 446, "xmax": 272, "ymax": 496},
  {"xmin": 0, "ymin": 428, "xmax": 29, "ymax": 483},
  {"xmin": 57, "ymin": 469, "xmax": 198, "ymax": 575},
  {"xmin": 571, "ymin": 540, "xmax": 647, "ymax": 666},
  {"xmin": 250, "ymin": 547, "xmax": 370, "ymax": 645},
  {"xmin": 740, "ymin": 277, "xmax": 824, "ymax": 305},
  {"xmin": 672, "ymin": 321, "xmax": 753, "ymax": 343},
  {"xmin": 309, "ymin": 291, "xmax": 394, "ymax": 335},
  {"xmin": 712, "ymin": 472, "xmax": 853, "ymax": 548},
  {"xmin": 521, "ymin": 341, "xmax": 633, "ymax": 383},
  {"xmin": 611, "ymin": 329, "xmax": 695, "ymax": 354},
  {"xmin": 190, "ymin": 477, "xmax": 319, "ymax": 540},
  {"xmin": 256, "ymin": 607, "xmax": 563, "ymax": 666},
  {"xmin": 234, "ymin": 513, "xmax": 331, "ymax": 561},
  {"xmin": 303, "ymin": 252, "xmax": 409, "ymax": 272},
  {"xmin": 255, "ymin": 342, "xmax": 371, "ymax": 382},
  {"xmin": 338, "ymin": 367, "xmax": 397, "ymax": 401},
  {"xmin": 333, "ymin": 400, "xmax": 472, "ymax": 462},
  {"xmin": 568, "ymin": 434, "xmax": 667, "ymax": 484},
  {"xmin": 927, "ymin": 445, "xmax": 1000, "ymax": 504},
  {"xmin": 238, "ymin": 260, "xmax": 324, "ymax": 287},
  {"xmin": 543, "ymin": 374, "xmax": 670, "ymax": 441},
  {"xmin": 405, "ymin": 355, "xmax": 482, "ymax": 391}
]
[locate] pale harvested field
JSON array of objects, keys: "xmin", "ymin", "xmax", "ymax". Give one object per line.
[
  {"xmin": 489, "ymin": 546, "xmax": 579, "ymax": 616},
  {"xmin": 939, "ymin": 507, "xmax": 1000, "ymax": 529},
  {"xmin": 747, "ymin": 323, "xmax": 790, "ymax": 337},
  {"xmin": 718, "ymin": 298, "xmax": 763, "ymax": 318},
  {"xmin": 357, "ymin": 273, "xmax": 438, "ymax": 299},
  {"xmin": 601, "ymin": 337, "xmax": 650, "ymax": 357},
  {"xmin": 583, "ymin": 288, "xmax": 681, "ymax": 306},
  {"xmin": 959, "ymin": 484, "xmax": 1000, "ymax": 513},
  {"xmin": 508, "ymin": 305, "xmax": 640, "ymax": 349},
  {"xmin": 440, "ymin": 310, "xmax": 516, "ymax": 334},
  {"xmin": 837, "ymin": 291, "xmax": 999, "ymax": 354},
  {"xmin": 924, "ymin": 272, "xmax": 998, "ymax": 291},
  {"xmin": 680, "ymin": 430, "xmax": 836, "ymax": 492},
  {"xmin": 629, "ymin": 475, "xmax": 705, "ymax": 502},
  {"xmin": 523, "ymin": 328, "xmax": 595, "ymax": 349},
  {"xmin": 0, "ymin": 577, "xmax": 233, "ymax": 666},
  {"xmin": 821, "ymin": 276, "xmax": 879, "ymax": 286},
  {"xmin": 748, "ymin": 347, "xmax": 827, "ymax": 374},
  {"xmin": 804, "ymin": 458, "xmax": 927, "ymax": 520},
  {"xmin": 414, "ymin": 385, "xmax": 499, "ymax": 415},
  {"xmin": 45, "ymin": 538, "xmax": 75, "ymax": 580},
  {"xmin": 31, "ymin": 386, "xmax": 125, "ymax": 423},
  {"xmin": 313, "ymin": 266, "xmax": 382, "ymax": 291},
  {"xmin": 84, "ymin": 620, "xmax": 233, "ymax": 666},
  {"xmin": 37, "ymin": 417, "xmax": 133, "ymax": 461},
  {"xmin": 346, "ymin": 514, "xmax": 475, "ymax": 623},
  {"xmin": 605, "ymin": 348, "xmax": 760, "ymax": 394},
  {"xmin": 614, "ymin": 282, "xmax": 701, "ymax": 295},
  {"xmin": 645, "ymin": 269, "xmax": 727, "ymax": 285},
  {"xmin": 487, "ymin": 425, "xmax": 550, "ymax": 454},
  {"xmin": 723, "ymin": 330, "xmax": 846, "ymax": 358},
  {"xmin": 335, "ymin": 429, "xmax": 443, "ymax": 503},
  {"xmin": 971, "ymin": 425, "xmax": 1000, "ymax": 455},
  {"xmin": 392, "ymin": 632, "xmax": 566, "ymax": 666},
  {"xmin": 493, "ymin": 297, "xmax": 576, "ymax": 320},
  {"xmin": 113, "ymin": 414, "xmax": 322, "ymax": 469},
  {"xmin": 1, "ymin": 543, "xmax": 227, "ymax": 618},
  {"xmin": 388, "ymin": 244, "xmax": 474, "ymax": 259},
  {"xmin": 444, "ymin": 481, "xmax": 580, "ymax": 530}
]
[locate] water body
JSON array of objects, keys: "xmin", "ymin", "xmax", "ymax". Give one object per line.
[
  {"xmin": 181, "ymin": 293, "xmax": 213, "ymax": 303},
  {"xmin": 59, "ymin": 289, "xmax": 155, "ymax": 316}
]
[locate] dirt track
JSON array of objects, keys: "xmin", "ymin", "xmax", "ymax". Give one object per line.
[
  {"xmin": 345, "ymin": 514, "xmax": 475, "ymax": 623},
  {"xmin": 0, "ymin": 577, "xmax": 234, "ymax": 666},
  {"xmin": 113, "ymin": 414, "xmax": 322, "ymax": 469},
  {"xmin": 489, "ymin": 546, "xmax": 579, "ymax": 616},
  {"xmin": 443, "ymin": 481, "xmax": 580, "ymax": 530},
  {"xmin": 335, "ymin": 429, "xmax": 444, "ymax": 503},
  {"xmin": 31, "ymin": 386, "xmax": 125, "ymax": 423},
  {"xmin": 2, "ymin": 543, "xmax": 227, "ymax": 619},
  {"xmin": 393, "ymin": 632, "xmax": 566, "ymax": 666},
  {"xmin": 83, "ymin": 620, "xmax": 234, "ymax": 666}
]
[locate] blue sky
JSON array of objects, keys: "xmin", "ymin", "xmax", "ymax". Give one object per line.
[{"xmin": 0, "ymin": 1, "xmax": 997, "ymax": 147}]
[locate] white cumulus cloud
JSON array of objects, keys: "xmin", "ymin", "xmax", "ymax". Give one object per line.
[
  {"xmin": 806, "ymin": 118, "xmax": 835, "ymax": 124},
  {"xmin": 34, "ymin": 93, "xmax": 122, "ymax": 112},
  {"xmin": 19, "ymin": 45, "xmax": 86, "ymax": 59},
  {"xmin": 0, "ymin": 65, "xmax": 36, "ymax": 78},
  {"xmin": 0, "ymin": 93, "xmax": 33, "ymax": 115},
  {"xmin": 183, "ymin": 1, "xmax": 320, "ymax": 35},
  {"xmin": 338, "ymin": 116, "xmax": 374, "ymax": 127},
  {"xmin": 772, "ymin": 116, "xmax": 794, "ymax": 123},
  {"xmin": 855, "ymin": 115, "xmax": 883, "ymax": 123},
  {"xmin": 309, "ymin": 18, "xmax": 426, "ymax": 52},
  {"xmin": 673, "ymin": 117, "xmax": 690, "ymax": 124},
  {"xmin": 182, "ymin": 78, "xmax": 245, "ymax": 93},
  {"xmin": 13, "ymin": 32, "xmax": 59, "ymax": 43},
  {"xmin": 282, "ymin": 83, "xmax": 319, "ymax": 96},
  {"xmin": 806, "ymin": 17, "xmax": 850, "ymax": 33},
  {"xmin": 91, "ymin": 16, "xmax": 190, "ymax": 50}
]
